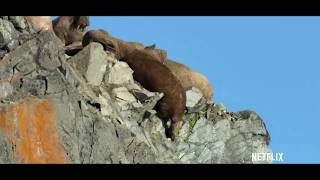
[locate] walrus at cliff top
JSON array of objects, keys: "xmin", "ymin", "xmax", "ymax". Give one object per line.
[
  {"xmin": 121, "ymin": 50, "xmax": 186, "ymax": 141},
  {"xmin": 164, "ymin": 60, "xmax": 213, "ymax": 101},
  {"xmin": 26, "ymin": 16, "xmax": 53, "ymax": 31},
  {"xmin": 82, "ymin": 29, "xmax": 212, "ymax": 100},
  {"xmin": 82, "ymin": 29, "xmax": 167, "ymax": 63},
  {"xmin": 53, "ymin": 16, "xmax": 89, "ymax": 46}
]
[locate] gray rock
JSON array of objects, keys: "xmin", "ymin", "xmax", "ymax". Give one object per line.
[
  {"xmin": 68, "ymin": 42, "xmax": 108, "ymax": 86},
  {"xmin": 0, "ymin": 49, "xmax": 7, "ymax": 59},
  {"xmin": 0, "ymin": 80, "xmax": 13, "ymax": 99},
  {"xmin": 37, "ymin": 39, "xmax": 63, "ymax": 71},
  {"xmin": 20, "ymin": 77, "xmax": 47, "ymax": 96},
  {"xmin": 46, "ymin": 72, "xmax": 66, "ymax": 94},
  {"xmin": 15, "ymin": 56, "xmax": 37, "ymax": 75},
  {"xmin": 0, "ymin": 19, "xmax": 18, "ymax": 48},
  {"xmin": 6, "ymin": 39, "xmax": 19, "ymax": 51},
  {"xmin": 172, "ymin": 108, "xmax": 271, "ymax": 164},
  {"xmin": 186, "ymin": 87, "xmax": 203, "ymax": 108},
  {"xmin": 112, "ymin": 87, "xmax": 137, "ymax": 107},
  {"xmin": 186, "ymin": 87, "xmax": 207, "ymax": 113},
  {"xmin": 8, "ymin": 16, "xmax": 29, "ymax": 32},
  {"xmin": 105, "ymin": 61, "xmax": 134, "ymax": 86}
]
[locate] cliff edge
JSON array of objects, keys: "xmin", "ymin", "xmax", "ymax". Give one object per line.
[{"xmin": 0, "ymin": 16, "xmax": 271, "ymax": 164}]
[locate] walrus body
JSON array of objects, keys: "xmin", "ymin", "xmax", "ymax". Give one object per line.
[
  {"xmin": 82, "ymin": 29, "xmax": 167, "ymax": 63},
  {"xmin": 26, "ymin": 16, "xmax": 53, "ymax": 31},
  {"xmin": 164, "ymin": 60, "xmax": 213, "ymax": 100},
  {"xmin": 82, "ymin": 29, "xmax": 132, "ymax": 58},
  {"xmin": 144, "ymin": 44, "xmax": 167, "ymax": 64},
  {"xmin": 122, "ymin": 50, "xmax": 186, "ymax": 141},
  {"xmin": 53, "ymin": 16, "xmax": 89, "ymax": 46}
]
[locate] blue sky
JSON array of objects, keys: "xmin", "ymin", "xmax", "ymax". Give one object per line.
[{"xmin": 57, "ymin": 16, "xmax": 320, "ymax": 163}]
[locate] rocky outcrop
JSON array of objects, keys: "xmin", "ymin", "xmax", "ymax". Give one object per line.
[{"xmin": 0, "ymin": 16, "xmax": 271, "ymax": 164}]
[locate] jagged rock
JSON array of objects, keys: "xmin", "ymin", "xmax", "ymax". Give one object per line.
[
  {"xmin": 105, "ymin": 61, "xmax": 134, "ymax": 86},
  {"xmin": 185, "ymin": 87, "xmax": 208, "ymax": 113},
  {"xmin": 174, "ymin": 108, "xmax": 271, "ymax": 164},
  {"xmin": 15, "ymin": 56, "xmax": 37, "ymax": 75},
  {"xmin": 8, "ymin": 16, "xmax": 29, "ymax": 32},
  {"xmin": 0, "ymin": 18, "xmax": 19, "ymax": 49},
  {"xmin": 186, "ymin": 87, "xmax": 203, "ymax": 107},
  {"xmin": 0, "ymin": 49, "xmax": 7, "ymax": 59},
  {"xmin": 0, "ymin": 80, "xmax": 13, "ymax": 99},
  {"xmin": 37, "ymin": 39, "xmax": 63, "ymax": 71},
  {"xmin": 112, "ymin": 87, "xmax": 137, "ymax": 107},
  {"xmin": 6, "ymin": 39, "xmax": 19, "ymax": 51},
  {"xmin": 0, "ymin": 17, "xmax": 272, "ymax": 164},
  {"xmin": 68, "ymin": 42, "xmax": 109, "ymax": 86}
]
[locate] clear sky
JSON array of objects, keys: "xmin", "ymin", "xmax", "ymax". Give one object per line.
[{"xmin": 60, "ymin": 16, "xmax": 320, "ymax": 163}]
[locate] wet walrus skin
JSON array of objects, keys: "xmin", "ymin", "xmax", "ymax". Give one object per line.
[
  {"xmin": 122, "ymin": 50, "xmax": 186, "ymax": 141},
  {"xmin": 53, "ymin": 16, "xmax": 89, "ymax": 46},
  {"xmin": 26, "ymin": 16, "xmax": 53, "ymax": 31}
]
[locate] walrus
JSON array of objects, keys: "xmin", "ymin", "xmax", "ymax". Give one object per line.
[
  {"xmin": 82, "ymin": 29, "xmax": 212, "ymax": 100},
  {"xmin": 143, "ymin": 44, "xmax": 213, "ymax": 100},
  {"xmin": 142, "ymin": 44, "xmax": 213, "ymax": 100},
  {"xmin": 163, "ymin": 60, "xmax": 213, "ymax": 101},
  {"xmin": 53, "ymin": 16, "xmax": 89, "ymax": 46},
  {"xmin": 82, "ymin": 29, "xmax": 167, "ymax": 63},
  {"xmin": 144, "ymin": 44, "xmax": 168, "ymax": 64},
  {"xmin": 25, "ymin": 16, "xmax": 53, "ymax": 31},
  {"xmin": 121, "ymin": 49, "xmax": 186, "ymax": 141}
]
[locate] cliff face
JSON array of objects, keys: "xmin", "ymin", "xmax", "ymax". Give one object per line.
[{"xmin": 0, "ymin": 16, "xmax": 272, "ymax": 164}]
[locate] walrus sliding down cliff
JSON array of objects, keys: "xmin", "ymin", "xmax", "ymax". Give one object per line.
[
  {"xmin": 26, "ymin": 16, "xmax": 53, "ymax": 31},
  {"xmin": 82, "ymin": 29, "xmax": 213, "ymax": 100},
  {"xmin": 122, "ymin": 50, "xmax": 186, "ymax": 141},
  {"xmin": 53, "ymin": 16, "xmax": 90, "ymax": 46}
]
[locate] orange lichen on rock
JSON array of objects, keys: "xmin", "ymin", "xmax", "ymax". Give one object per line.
[{"xmin": 0, "ymin": 97, "xmax": 68, "ymax": 164}]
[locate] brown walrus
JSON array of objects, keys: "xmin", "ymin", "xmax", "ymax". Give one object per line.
[
  {"xmin": 163, "ymin": 60, "xmax": 213, "ymax": 101},
  {"xmin": 144, "ymin": 44, "xmax": 168, "ymax": 64},
  {"xmin": 82, "ymin": 29, "xmax": 167, "ymax": 63},
  {"xmin": 121, "ymin": 49, "xmax": 186, "ymax": 141},
  {"xmin": 25, "ymin": 16, "xmax": 53, "ymax": 31},
  {"xmin": 82, "ymin": 29, "xmax": 212, "ymax": 100},
  {"xmin": 142, "ymin": 45, "xmax": 213, "ymax": 100},
  {"xmin": 53, "ymin": 16, "xmax": 90, "ymax": 46}
]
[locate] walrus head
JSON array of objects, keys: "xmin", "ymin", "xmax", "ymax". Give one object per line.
[
  {"xmin": 70, "ymin": 16, "xmax": 89, "ymax": 33},
  {"xmin": 53, "ymin": 16, "xmax": 90, "ymax": 46}
]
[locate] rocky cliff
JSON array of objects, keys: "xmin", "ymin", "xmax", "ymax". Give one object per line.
[{"xmin": 0, "ymin": 16, "xmax": 272, "ymax": 164}]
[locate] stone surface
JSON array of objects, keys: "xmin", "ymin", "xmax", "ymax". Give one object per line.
[
  {"xmin": 0, "ymin": 80, "xmax": 13, "ymax": 99},
  {"xmin": 68, "ymin": 42, "xmax": 108, "ymax": 86},
  {"xmin": 105, "ymin": 61, "xmax": 134, "ymax": 86},
  {"xmin": 0, "ymin": 18, "xmax": 18, "ymax": 48},
  {"xmin": 186, "ymin": 87, "xmax": 203, "ymax": 108},
  {"xmin": 112, "ymin": 87, "xmax": 137, "ymax": 107}
]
